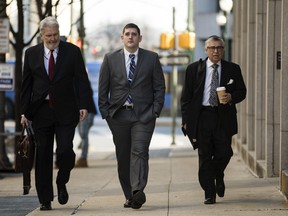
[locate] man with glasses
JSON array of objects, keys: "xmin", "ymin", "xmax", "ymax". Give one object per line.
[{"xmin": 181, "ymin": 35, "xmax": 246, "ymax": 204}]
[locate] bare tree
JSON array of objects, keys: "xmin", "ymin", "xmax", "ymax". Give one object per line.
[{"xmin": 86, "ymin": 22, "xmax": 158, "ymax": 60}]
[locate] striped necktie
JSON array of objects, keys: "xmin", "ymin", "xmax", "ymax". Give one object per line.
[
  {"xmin": 127, "ymin": 54, "xmax": 135, "ymax": 104},
  {"xmin": 209, "ymin": 64, "xmax": 219, "ymax": 106}
]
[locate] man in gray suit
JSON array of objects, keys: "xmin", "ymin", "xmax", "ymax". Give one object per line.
[{"xmin": 98, "ymin": 23, "xmax": 165, "ymax": 209}]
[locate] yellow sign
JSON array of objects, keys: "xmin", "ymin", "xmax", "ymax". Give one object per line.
[{"xmin": 178, "ymin": 31, "xmax": 196, "ymax": 49}]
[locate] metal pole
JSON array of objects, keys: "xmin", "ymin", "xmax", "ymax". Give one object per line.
[
  {"xmin": 79, "ymin": 0, "xmax": 85, "ymax": 56},
  {"xmin": 187, "ymin": 0, "xmax": 194, "ymax": 32},
  {"xmin": 171, "ymin": 7, "xmax": 177, "ymax": 145},
  {"xmin": 223, "ymin": 11, "xmax": 228, "ymax": 61}
]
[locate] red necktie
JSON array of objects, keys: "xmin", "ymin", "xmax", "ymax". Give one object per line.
[
  {"xmin": 48, "ymin": 50, "xmax": 55, "ymax": 107},
  {"xmin": 49, "ymin": 50, "xmax": 55, "ymax": 80}
]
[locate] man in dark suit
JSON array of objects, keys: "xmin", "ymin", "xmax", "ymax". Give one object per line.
[
  {"xmin": 98, "ymin": 23, "xmax": 165, "ymax": 209},
  {"xmin": 20, "ymin": 16, "xmax": 90, "ymax": 210},
  {"xmin": 181, "ymin": 35, "xmax": 246, "ymax": 204}
]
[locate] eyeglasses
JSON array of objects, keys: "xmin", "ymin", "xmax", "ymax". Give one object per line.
[{"xmin": 207, "ymin": 46, "xmax": 224, "ymax": 51}]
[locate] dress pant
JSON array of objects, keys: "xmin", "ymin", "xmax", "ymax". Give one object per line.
[
  {"xmin": 197, "ymin": 107, "xmax": 233, "ymax": 198},
  {"xmin": 106, "ymin": 107, "xmax": 156, "ymax": 199},
  {"xmin": 33, "ymin": 101, "xmax": 76, "ymax": 204}
]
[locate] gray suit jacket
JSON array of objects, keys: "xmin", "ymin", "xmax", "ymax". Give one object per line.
[{"xmin": 98, "ymin": 48, "xmax": 165, "ymax": 123}]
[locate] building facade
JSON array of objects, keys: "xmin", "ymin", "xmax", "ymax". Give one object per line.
[
  {"xmin": 193, "ymin": 0, "xmax": 233, "ymax": 60},
  {"xmin": 232, "ymin": 0, "xmax": 288, "ymax": 199}
]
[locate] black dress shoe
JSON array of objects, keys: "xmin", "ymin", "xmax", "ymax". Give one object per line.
[
  {"xmin": 40, "ymin": 202, "xmax": 52, "ymax": 211},
  {"xmin": 57, "ymin": 185, "xmax": 69, "ymax": 205},
  {"xmin": 124, "ymin": 199, "xmax": 132, "ymax": 208},
  {"xmin": 204, "ymin": 197, "xmax": 216, "ymax": 204},
  {"xmin": 132, "ymin": 191, "xmax": 146, "ymax": 209},
  {"xmin": 23, "ymin": 185, "xmax": 31, "ymax": 195},
  {"xmin": 216, "ymin": 179, "xmax": 225, "ymax": 197}
]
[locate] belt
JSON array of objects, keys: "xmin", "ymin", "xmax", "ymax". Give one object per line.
[
  {"xmin": 202, "ymin": 106, "xmax": 218, "ymax": 112},
  {"xmin": 122, "ymin": 105, "xmax": 134, "ymax": 110}
]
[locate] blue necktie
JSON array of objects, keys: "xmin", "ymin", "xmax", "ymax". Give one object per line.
[
  {"xmin": 209, "ymin": 64, "xmax": 219, "ymax": 106},
  {"xmin": 127, "ymin": 54, "xmax": 135, "ymax": 104}
]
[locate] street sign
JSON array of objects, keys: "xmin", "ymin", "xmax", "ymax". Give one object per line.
[
  {"xmin": 159, "ymin": 54, "xmax": 190, "ymax": 66},
  {"xmin": 0, "ymin": 63, "xmax": 14, "ymax": 91},
  {"xmin": 0, "ymin": 18, "xmax": 9, "ymax": 54}
]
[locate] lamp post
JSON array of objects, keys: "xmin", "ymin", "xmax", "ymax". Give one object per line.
[
  {"xmin": 216, "ymin": 11, "xmax": 226, "ymax": 41},
  {"xmin": 159, "ymin": 5, "xmax": 194, "ymax": 145},
  {"xmin": 171, "ymin": 7, "xmax": 177, "ymax": 145},
  {"xmin": 216, "ymin": 0, "xmax": 233, "ymax": 61}
]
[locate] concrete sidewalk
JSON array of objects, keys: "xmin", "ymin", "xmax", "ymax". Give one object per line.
[{"xmin": 1, "ymin": 117, "xmax": 288, "ymax": 215}]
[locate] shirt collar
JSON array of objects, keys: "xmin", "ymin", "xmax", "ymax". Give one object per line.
[
  {"xmin": 207, "ymin": 58, "xmax": 220, "ymax": 68},
  {"xmin": 124, "ymin": 48, "xmax": 139, "ymax": 57},
  {"xmin": 44, "ymin": 46, "xmax": 59, "ymax": 56}
]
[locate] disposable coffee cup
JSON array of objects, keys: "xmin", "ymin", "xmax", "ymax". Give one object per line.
[{"xmin": 216, "ymin": 87, "xmax": 226, "ymax": 104}]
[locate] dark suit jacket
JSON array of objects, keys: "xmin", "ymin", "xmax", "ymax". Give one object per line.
[
  {"xmin": 181, "ymin": 58, "xmax": 246, "ymax": 149},
  {"xmin": 98, "ymin": 48, "xmax": 165, "ymax": 123},
  {"xmin": 21, "ymin": 41, "xmax": 90, "ymax": 125}
]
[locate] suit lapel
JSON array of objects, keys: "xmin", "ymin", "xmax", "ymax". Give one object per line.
[
  {"xmin": 220, "ymin": 60, "xmax": 230, "ymax": 86},
  {"xmin": 197, "ymin": 58, "xmax": 207, "ymax": 92},
  {"xmin": 118, "ymin": 49, "xmax": 129, "ymax": 85},
  {"xmin": 37, "ymin": 44, "xmax": 50, "ymax": 80},
  {"xmin": 129, "ymin": 48, "xmax": 143, "ymax": 85},
  {"xmin": 53, "ymin": 41, "xmax": 65, "ymax": 80}
]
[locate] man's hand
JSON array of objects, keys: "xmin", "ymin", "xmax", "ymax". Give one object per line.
[
  {"xmin": 182, "ymin": 123, "xmax": 187, "ymax": 130},
  {"xmin": 20, "ymin": 115, "xmax": 29, "ymax": 127},
  {"xmin": 79, "ymin": 109, "xmax": 88, "ymax": 121},
  {"xmin": 220, "ymin": 93, "xmax": 232, "ymax": 104}
]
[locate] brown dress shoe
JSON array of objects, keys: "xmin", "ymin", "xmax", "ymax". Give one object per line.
[{"xmin": 75, "ymin": 158, "xmax": 88, "ymax": 168}]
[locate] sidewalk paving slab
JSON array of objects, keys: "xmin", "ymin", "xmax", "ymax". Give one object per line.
[
  {"xmin": 1, "ymin": 117, "xmax": 288, "ymax": 216},
  {"xmin": 24, "ymin": 148, "xmax": 288, "ymax": 216}
]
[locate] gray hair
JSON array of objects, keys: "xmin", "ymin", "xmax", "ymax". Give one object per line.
[
  {"xmin": 204, "ymin": 35, "xmax": 225, "ymax": 49},
  {"xmin": 39, "ymin": 16, "xmax": 59, "ymax": 34}
]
